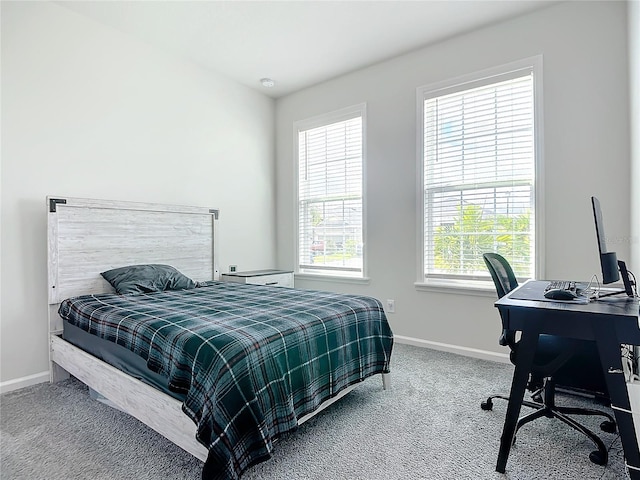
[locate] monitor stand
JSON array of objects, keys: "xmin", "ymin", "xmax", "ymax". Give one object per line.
[{"xmin": 598, "ymin": 260, "xmax": 636, "ymax": 298}]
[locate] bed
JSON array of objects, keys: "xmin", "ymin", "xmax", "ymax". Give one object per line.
[{"xmin": 47, "ymin": 196, "xmax": 393, "ymax": 480}]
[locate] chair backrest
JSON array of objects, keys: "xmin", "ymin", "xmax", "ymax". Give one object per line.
[
  {"xmin": 483, "ymin": 253, "xmax": 518, "ymax": 298},
  {"xmin": 483, "ymin": 252, "xmax": 520, "ymax": 350}
]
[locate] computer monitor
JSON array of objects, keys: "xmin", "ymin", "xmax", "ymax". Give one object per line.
[{"xmin": 591, "ymin": 196, "xmax": 635, "ymax": 297}]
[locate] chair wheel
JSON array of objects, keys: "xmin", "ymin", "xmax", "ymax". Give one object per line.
[
  {"xmin": 481, "ymin": 399, "xmax": 493, "ymax": 411},
  {"xmin": 589, "ymin": 450, "xmax": 608, "ymax": 466},
  {"xmin": 600, "ymin": 420, "xmax": 616, "ymax": 433}
]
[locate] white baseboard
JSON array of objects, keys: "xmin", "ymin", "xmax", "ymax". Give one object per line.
[
  {"xmin": 394, "ymin": 335, "xmax": 510, "ymax": 364},
  {"xmin": 0, "ymin": 371, "xmax": 49, "ymax": 394}
]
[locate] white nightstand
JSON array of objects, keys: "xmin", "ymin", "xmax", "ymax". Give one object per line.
[{"xmin": 221, "ymin": 269, "xmax": 294, "ymax": 288}]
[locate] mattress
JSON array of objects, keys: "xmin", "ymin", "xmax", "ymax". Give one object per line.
[
  {"xmin": 62, "ymin": 320, "xmax": 185, "ymax": 400},
  {"xmin": 58, "ymin": 281, "xmax": 393, "ymax": 480}
]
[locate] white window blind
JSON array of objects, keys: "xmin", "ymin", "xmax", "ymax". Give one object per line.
[
  {"xmin": 422, "ymin": 68, "xmax": 536, "ymax": 281},
  {"xmin": 297, "ymin": 110, "xmax": 364, "ymax": 277}
]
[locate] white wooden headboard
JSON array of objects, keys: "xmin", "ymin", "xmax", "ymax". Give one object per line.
[{"xmin": 47, "ymin": 196, "xmax": 219, "ymax": 334}]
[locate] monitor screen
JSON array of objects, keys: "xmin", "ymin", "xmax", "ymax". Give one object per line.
[{"xmin": 591, "ymin": 196, "xmax": 620, "ymax": 284}]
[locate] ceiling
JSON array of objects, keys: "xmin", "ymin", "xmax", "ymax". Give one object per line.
[{"xmin": 57, "ymin": 1, "xmax": 556, "ymax": 98}]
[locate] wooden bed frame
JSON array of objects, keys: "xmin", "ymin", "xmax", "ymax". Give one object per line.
[{"xmin": 47, "ymin": 196, "xmax": 389, "ymax": 465}]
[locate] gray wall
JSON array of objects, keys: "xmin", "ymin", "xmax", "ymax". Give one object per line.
[
  {"xmin": 275, "ymin": 1, "xmax": 632, "ymax": 356},
  {"xmin": 0, "ymin": 2, "xmax": 276, "ymax": 387},
  {"xmin": 631, "ymin": 0, "xmax": 640, "ymax": 276}
]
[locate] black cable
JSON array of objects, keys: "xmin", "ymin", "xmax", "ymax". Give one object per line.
[
  {"xmin": 628, "ymin": 270, "xmax": 638, "ymax": 297},
  {"xmin": 598, "ymin": 432, "xmax": 623, "ymax": 480}
]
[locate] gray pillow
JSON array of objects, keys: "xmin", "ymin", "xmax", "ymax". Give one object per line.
[{"xmin": 101, "ymin": 264, "xmax": 197, "ymax": 295}]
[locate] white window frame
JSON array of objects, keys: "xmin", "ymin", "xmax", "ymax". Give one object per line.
[
  {"xmin": 294, "ymin": 103, "xmax": 368, "ymax": 282},
  {"xmin": 415, "ymin": 56, "xmax": 544, "ymax": 292}
]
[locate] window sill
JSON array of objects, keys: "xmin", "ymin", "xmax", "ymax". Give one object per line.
[
  {"xmin": 414, "ymin": 278, "xmax": 497, "ymax": 297},
  {"xmin": 294, "ymin": 272, "xmax": 370, "ymax": 285}
]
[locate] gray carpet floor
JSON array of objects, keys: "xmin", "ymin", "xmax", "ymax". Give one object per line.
[{"xmin": 0, "ymin": 343, "xmax": 629, "ymax": 479}]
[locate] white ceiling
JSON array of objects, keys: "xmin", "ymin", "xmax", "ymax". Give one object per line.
[{"xmin": 57, "ymin": 0, "xmax": 556, "ymax": 98}]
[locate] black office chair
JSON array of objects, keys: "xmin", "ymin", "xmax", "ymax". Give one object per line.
[{"xmin": 481, "ymin": 252, "xmax": 616, "ymax": 466}]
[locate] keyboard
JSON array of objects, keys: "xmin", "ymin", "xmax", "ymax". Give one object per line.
[{"xmin": 545, "ymin": 280, "xmax": 578, "ymax": 292}]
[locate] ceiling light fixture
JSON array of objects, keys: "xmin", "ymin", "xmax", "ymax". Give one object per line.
[{"xmin": 260, "ymin": 78, "xmax": 275, "ymax": 88}]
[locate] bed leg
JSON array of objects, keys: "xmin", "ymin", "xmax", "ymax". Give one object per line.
[
  {"xmin": 50, "ymin": 362, "xmax": 70, "ymax": 383},
  {"xmin": 49, "ymin": 336, "xmax": 70, "ymax": 382},
  {"xmin": 381, "ymin": 373, "xmax": 391, "ymax": 390}
]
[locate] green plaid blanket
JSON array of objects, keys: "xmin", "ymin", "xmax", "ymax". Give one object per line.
[{"xmin": 58, "ymin": 281, "xmax": 393, "ymax": 479}]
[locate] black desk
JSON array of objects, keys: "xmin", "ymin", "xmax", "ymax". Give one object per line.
[{"xmin": 495, "ymin": 280, "xmax": 640, "ymax": 477}]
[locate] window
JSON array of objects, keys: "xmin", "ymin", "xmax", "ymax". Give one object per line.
[
  {"xmin": 296, "ymin": 105, "xmax": 365, "ymax": 278},
  {"xmin": 418, "ymin": 58, "xmax": 541, "ymax": 284}
]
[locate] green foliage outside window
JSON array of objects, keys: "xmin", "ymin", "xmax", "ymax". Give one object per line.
[{"xmin": 433, "ymin": 204, "xmax": 531, "ymax": 277}]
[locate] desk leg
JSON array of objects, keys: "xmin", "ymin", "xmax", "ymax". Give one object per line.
[
  {"xmin": 592, "ymin": 321, "xmax": 640, "ymax": 479},
  {"xmin": 496, "ymin": 330, "xmax": 539, "ymax": 473}
]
